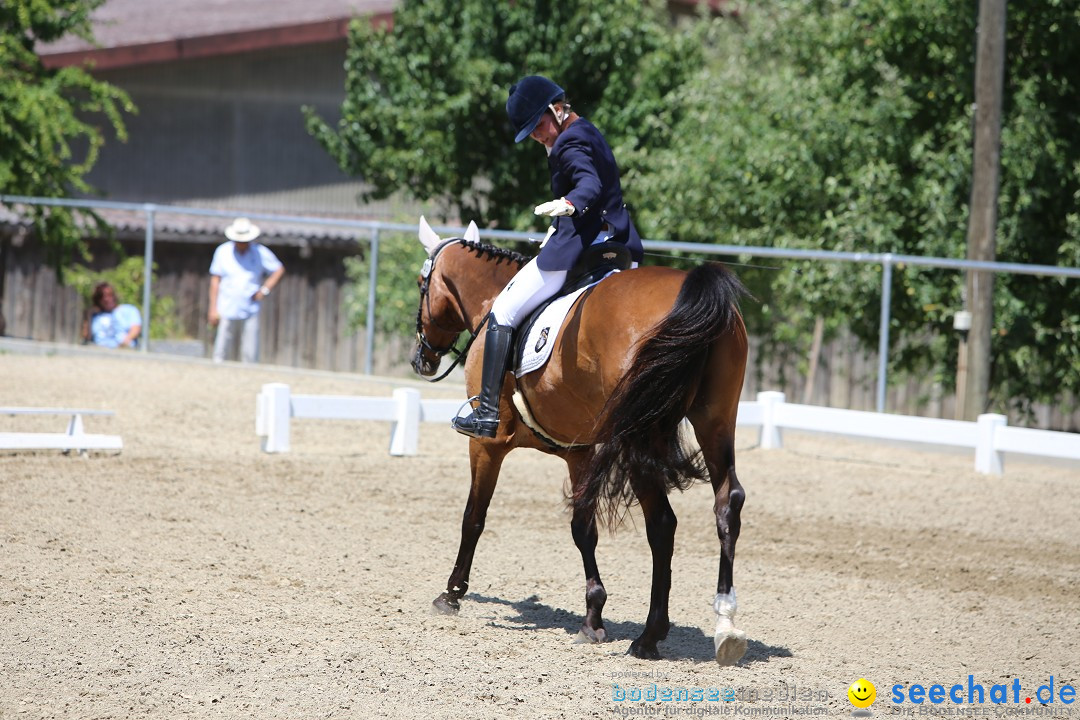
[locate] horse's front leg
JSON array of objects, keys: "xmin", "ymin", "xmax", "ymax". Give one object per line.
[
  {"xmin": 567, "ymin": 451, "xmax": 608, "ymax": 642},
  {"xmin": 433, "ymin": 441, "xmax": 509, "ymax": 614},
  {"xmin": 628, "ymin": 491, "xmax": 677, "ymax": 660}
]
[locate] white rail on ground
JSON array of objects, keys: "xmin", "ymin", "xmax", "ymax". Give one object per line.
[
  {"xmin": 255, "ymin": 384, "xmax": 1080, "ymax": 475},
  {"xmin": 0, "ymin": 407, "xmax": 123, "ymax": 452}
]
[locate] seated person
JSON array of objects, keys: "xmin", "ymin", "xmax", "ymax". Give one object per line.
[{"xmin": 84, "ymin": 282, "xmax": 142, "ymax": 349}]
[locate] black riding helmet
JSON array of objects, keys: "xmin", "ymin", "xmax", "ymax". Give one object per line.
[{"xmin": 506, "ymin": 75, "xmax": 565, "ymax": 143}]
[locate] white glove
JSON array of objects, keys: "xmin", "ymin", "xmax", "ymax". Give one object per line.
[{"xmin": 534, "ymin": 197, "xmax": 575, "ymax": 217}]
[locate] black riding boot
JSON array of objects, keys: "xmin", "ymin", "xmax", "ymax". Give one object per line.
[{"xmin": 451, "ymin": 316, "xmax": 514, "ymax": 439}]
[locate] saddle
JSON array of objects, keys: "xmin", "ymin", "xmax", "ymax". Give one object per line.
[{"xmin": 512, "ymin": 241, "xmax": 632, "ymax": 373}]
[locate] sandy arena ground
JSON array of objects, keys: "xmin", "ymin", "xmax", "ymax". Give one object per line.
[{"xmin": 2, "ymin": 350, "xmax": 1078, "ymax": 719}]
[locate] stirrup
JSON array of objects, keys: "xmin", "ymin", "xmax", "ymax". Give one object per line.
[
  {"xmin": 450, "ymin": 396, "xmax": 498, "ymax": 438},
  {"xmin": 455, "ymin": 396, "xmax": 480, "ymax": 416}
]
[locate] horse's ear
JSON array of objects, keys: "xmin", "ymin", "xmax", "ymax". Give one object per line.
[
  {"xmin": 464, "ymin": 220, "xmax": 480, "ymax": 244},
  {"xmin": 418, "ymin": 215, "xmax": 442, "ymax": 255}
]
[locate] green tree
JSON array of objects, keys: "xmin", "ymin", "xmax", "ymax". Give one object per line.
[
  {"xmin": 634, "ymin": 0, "xmax": 1080, "ymax": 413},
  {"xmin": 342, "ymin": 233, "xmax": 426, "ymax": 338},
  {"xmin": 304, "ymin": 0, "xmax": 703, "ymax": 232},
  {"xmin": 0, "ymin": 0, "xmax": 135, "ymax": 276}
]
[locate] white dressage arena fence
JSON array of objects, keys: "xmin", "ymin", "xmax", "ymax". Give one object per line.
[
  {"xmin": 256, "ymin": 383, "xmax": 460, "ymax": 456},
  {"xmin": 0, "ymin": 407, "xmax": 123, "ymax": 453},
  {"xmin": 255, "ymin": 384, "xmax": 1080, "ymax": 475},
  {"xmin": 748, "ymin": 391, "xmax": 1080, "ymax": 475}
]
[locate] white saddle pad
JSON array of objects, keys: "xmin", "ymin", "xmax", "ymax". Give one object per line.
[{"xmin": 515, "ymin": 272, "xmax": 615, "ymax": 378}]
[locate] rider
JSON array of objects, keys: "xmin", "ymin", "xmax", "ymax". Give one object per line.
[{"xmin": 452, "ymin": 75, "xmax": 643, "ymax": 438}]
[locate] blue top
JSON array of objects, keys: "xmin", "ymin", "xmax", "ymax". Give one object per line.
[
  {"xmin": 537, "ymin": 118, "xmax": 642, "ymax": 271},
  {"xmin": 90, "ymin": 304, "xmax": 142, "ymax": 348}
]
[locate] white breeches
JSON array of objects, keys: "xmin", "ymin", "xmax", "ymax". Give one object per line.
[
  {"xmin": 490, "ymin": 254, "xmax": 640, "ymax": 329},
  {"xmin": 490, "ymin": 258, "xmax": 567, "ymax": 328},
  {"xmin": 213, "ymin": 316, "xmax": 261, "ymax": 363}
]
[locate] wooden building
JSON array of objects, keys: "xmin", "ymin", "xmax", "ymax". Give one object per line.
[{"xmin": 36, "ymin": 0, "xmax": 396, "ymax": 215}]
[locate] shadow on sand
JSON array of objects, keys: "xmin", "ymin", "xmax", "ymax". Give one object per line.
[{"xmin": 468, "ymin": 593, "xmax": 792, "ymax": 664}]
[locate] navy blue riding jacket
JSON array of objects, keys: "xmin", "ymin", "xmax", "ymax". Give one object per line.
[{"xmin": 538, "ymin": 118, "xmax": 643, "ymax": 271}]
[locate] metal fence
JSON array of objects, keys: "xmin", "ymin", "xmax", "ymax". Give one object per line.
[{"xmin": 5, "ymin": 193, "xmax": 1080, "ymax": 413}]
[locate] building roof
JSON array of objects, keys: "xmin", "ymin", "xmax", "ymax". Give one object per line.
[
  {"xmin": 39, "ymin": 0, "xmax": 395, "ymax": 70},
  {"xmin": 38, "ymin": 0, "xmax": 732, "ymax": 70},
  {"xmin": 0, "ymin": 202, "xmax": 387, "ymax": 250}
]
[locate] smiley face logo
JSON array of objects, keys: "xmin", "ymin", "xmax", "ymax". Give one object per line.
[{"xmin": 848, "ymin": 678, "xmax": 876, "ymax": 709}]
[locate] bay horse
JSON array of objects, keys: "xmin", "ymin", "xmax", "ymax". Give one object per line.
[{"xmin": 411, "ymin": 217, "xmax": 750, "ymax": 663}]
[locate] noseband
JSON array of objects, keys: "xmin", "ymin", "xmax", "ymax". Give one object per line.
[{"xmin": 414, "ymin": 239, "xmax": 483, "ymax": 382}]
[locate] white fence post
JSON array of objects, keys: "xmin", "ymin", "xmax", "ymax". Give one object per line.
[
  {"xmin": 390, "ymin": 388, "xmax": 421, "ymax": 457},
  {"xmin": 261, "ymin": 383, "xmax": 292, "ymax": 454},
  {"xmin": 975, "ymin": 413, "xmax": 1007, "ymax": 475},
  {"xmin": 758, "ymin": 391, "xmax": 786, "ymax": 449}
]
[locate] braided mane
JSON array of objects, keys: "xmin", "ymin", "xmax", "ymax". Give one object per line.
[{"xmin": 456, "ymin": 238, "xmax": 529, "ymax": 268}]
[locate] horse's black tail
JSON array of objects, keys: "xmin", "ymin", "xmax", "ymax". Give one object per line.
[{"xmin": 574, "ymin": 263, "xmax": 746, "ymax": 527}]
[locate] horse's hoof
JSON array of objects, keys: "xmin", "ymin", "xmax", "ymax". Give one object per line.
[
  {"xmin": 573, "ymin": 624, "xmax": 607, "ymax": 644},
  {"xmin": 432, "ymin": 592, "xmax": 461, "ymax": 615},
  {"xmin": 627, "ymin": 639, "xmax": 661, "ymax": 660},
  {"xmin": 714, "ymin": 628, "xmax": 747, "ymax": 665}
]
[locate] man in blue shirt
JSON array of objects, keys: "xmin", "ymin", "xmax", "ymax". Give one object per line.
[{"xmin": 208, "ymin": 217, "xmax": 285, "ymax": 363}]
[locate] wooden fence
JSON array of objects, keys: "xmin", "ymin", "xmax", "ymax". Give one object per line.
[{"xmin": 0, "ymin": 230, "xmax": 378, "ymax": 372}]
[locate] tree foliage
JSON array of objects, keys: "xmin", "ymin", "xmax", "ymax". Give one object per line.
[
  {"xmin": 313, "ymin": 0, "xmax": 1080, "ymax": 411},
  {"xmin": 304, "ymin": 0, "xmax": 702, "ymax": 231},
  {"xmin": 342, "ymin": 233, "xmax": 426, "ymax": 338},
  {"xmin": 0, "ymin": 0, "xmax": 134, "ymax": 276},
  {"xmin": 634, "ymin": 0, "xmax": 1080, "ymax": 412}
]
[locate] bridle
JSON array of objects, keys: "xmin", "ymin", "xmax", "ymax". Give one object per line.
[{"xmin": 414, "ymin": 239, "xmax": 483, "ymax": 382}]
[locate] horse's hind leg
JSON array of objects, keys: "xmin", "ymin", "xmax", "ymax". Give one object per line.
[
  {"xmin": 692, "ymin": 420, "xmax": 748, "ymax": 665},
  {"xmin": 628, "ymin": 489, "xmax": 677, "ymax": 660},
  {"xmin": 433, "ymin": 442, "xmax": 509, "ymax": 614},
  {"xmin": 567, "ymin": 451, "xmax": 607, "ymax": 643}
]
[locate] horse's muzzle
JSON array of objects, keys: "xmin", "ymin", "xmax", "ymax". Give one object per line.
[{"xmin": 411, "ymin": 343, "xmax": 439, "ymax": 376}]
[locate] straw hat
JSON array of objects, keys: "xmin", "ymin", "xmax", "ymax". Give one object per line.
[{"xmin": 224, "ymin": 217, "xmax": 261, "ymax": 242}]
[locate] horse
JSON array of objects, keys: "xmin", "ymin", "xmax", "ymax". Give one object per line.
[{"xmin": 411, "ymin": 217, "xmax": 750, "ymax": 663}]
